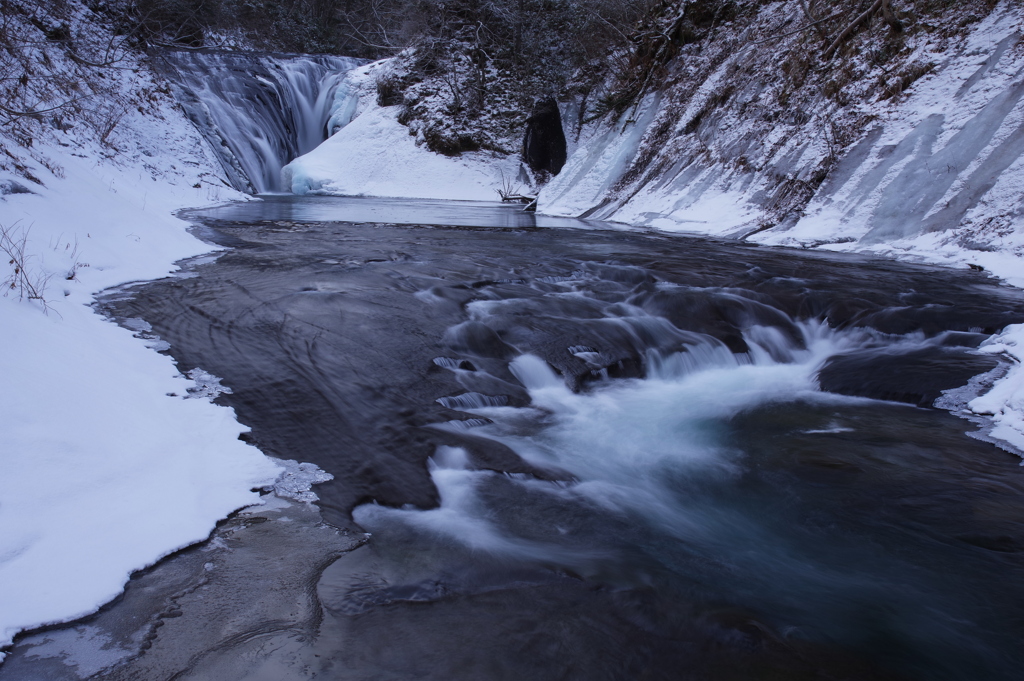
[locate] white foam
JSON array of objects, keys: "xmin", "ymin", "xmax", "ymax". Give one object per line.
[{"xmin": 355, "ymin": 320, "xmax": 862, "ymax": 564}]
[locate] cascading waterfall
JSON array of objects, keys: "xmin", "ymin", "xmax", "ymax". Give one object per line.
[
  {"xmin": 358, "ymin": 315, "xmax": 919, "ymax": 557},
  {"xmin": 156, "ymin": 51, "xmax": 362, "ymax": 194}
]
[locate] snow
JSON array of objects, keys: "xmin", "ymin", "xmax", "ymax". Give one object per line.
[
  {"xmin": 3, "ymin": 0, "xmax": 1024, "ymax": 661},
  {"xmin": 0, "ymin": 52, "xmax": 283, "ymax": 657},
  {"xmin": 969, "ymin": 325, "xmax": 1024, "ymax": 453},
  {"xmin": 283, "ymin": 61, "xmax": 521, "ymax": 201},
  {"xmin": 540, "ymin": 3, "xmax": 1024, "ymax": 276}
]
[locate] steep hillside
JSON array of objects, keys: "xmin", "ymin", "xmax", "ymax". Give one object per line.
[{"xmin": 540, "ymin": 0, "xmax": 1024, "ymax": 284}]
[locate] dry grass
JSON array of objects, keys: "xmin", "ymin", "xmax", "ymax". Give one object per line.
[{"xmin": 1, "ymin": 222, "xmax": 52, "ymax": 311}]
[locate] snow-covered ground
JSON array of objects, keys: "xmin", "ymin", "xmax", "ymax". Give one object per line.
[
  {"xmin": 283, "ymin": 60, "xmax": 523, "ymax": 201},
  {"xmin": 0, "ymin": 54, "xmax": 284, "ymax": 658},
  {"xmin": 970, "ymin": 325, "xmax": 1024, "ymax": 453}
]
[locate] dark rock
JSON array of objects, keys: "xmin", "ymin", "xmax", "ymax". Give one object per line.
[
  {"xmin": 522, "ymin": 98, "xmax": 567, "ymax": 175},
  {"xmin": 376, "ymin": 75, "xmax": 404, "ymax": 107},
  {"xmin": 817, "ymin": 347, "xmax": 999, "ymax": 407},
  {"xmin": 423, "ymin": 126, "xmax": 480, "ymax": 156},
  {"xmin": 444, "ymin": 321, "xmax": 517, "ymax": 359}
]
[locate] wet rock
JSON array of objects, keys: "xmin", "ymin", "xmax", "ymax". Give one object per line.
[
  {"xmin": 444, "ymin": 321, "xmax": 517, "ymax": 359},
  {"xmin": 818, "ymin": 347, "xmax": 1000, "ymax": 407}
]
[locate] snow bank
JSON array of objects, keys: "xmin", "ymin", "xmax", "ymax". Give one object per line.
[
  {"xmin": 757, "ymin": 5, "xmax": 1024, "ymax": 287},
  {"xmin": 969, "ymin": 325, "xmax": 1024, "ymax": 453},
  {"xmin": 283, "ymin": 61, "xmax": 520, "ymax": 201},
  {"xmin": 0, "ymin": 56, "xmax": 282, "ymax": 656},
  {"xmin": 540, "ymin": 94, "xmax": 663, "ymax": 219}
]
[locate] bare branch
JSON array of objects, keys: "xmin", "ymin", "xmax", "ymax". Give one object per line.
[{"xmin": 822, "ymin": 0, "xmax": 883, "ymax": 61}]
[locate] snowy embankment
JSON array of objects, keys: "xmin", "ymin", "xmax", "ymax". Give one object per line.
[
  {"xmin": 0, "ymin": 59, "xmax": 282, "ymax": 658},
  {"xmin": 283, "ymin": 60, "xmax": 521, "ymax": 201},
  {"xmin": 541, "ymin": 5, "xmax": 1024, "ymax": 285},
  {"xmin": 970, "ymin": 325, "xmax": 1024, "ymax": 453}
]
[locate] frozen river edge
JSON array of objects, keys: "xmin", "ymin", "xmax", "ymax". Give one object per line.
[{"xmin": 0, "ymin": 496, "xmax": 364, "ymax": 679}]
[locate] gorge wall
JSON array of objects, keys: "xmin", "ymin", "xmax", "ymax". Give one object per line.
[{"xmin": 536, "ymin": 0, "xmax": 1024, "ymax": 283}]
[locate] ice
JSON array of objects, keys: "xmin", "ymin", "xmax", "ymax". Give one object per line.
[
  {"xmin": 22, "ymin": 625, "xmax": 134, "ymax": 678},
  {"xmin": 327, "ymin": 77, "xmax": 362, "ymax": 135},
  {"xmin": 539, "ymin": 93, "xmax": 662, "ymax": 218},
  {"xmin": 184, "ymin": 368, "xmax": 234, "ymax": 400},
  {"xmin": 968, "ymin": 324, "xmax": 1024, "ymax": 455},
  {"xmin": 271, "ymin": 460, "xmax": 334, "ymax": 503}
]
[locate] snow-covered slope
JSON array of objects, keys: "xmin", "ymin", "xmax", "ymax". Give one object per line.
[
  {"xmin": 0, "ymin": 6, "xmax": 285, "ymax": 657},
  {"xmin": 283, "ymin": 60, "xmax": 522, "ymax": 201},
  {"xmin": 541, "ymin": 2, "xmax": 1024, "ymax": 284}
]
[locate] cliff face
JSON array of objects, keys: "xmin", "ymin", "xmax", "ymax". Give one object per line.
[{"xmin": 539, "ymin": 0, "xmax": 1024, "ymax": 283}]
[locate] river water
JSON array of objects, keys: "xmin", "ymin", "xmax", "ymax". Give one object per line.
[{"xmin": 8, "ymin": 196, "xmax": 1024, "ymax": 680}]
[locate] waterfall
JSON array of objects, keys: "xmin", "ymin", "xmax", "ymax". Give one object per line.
[{"xmin": 156, "ymin": 50, "xmax": 362, "ymax": 194}]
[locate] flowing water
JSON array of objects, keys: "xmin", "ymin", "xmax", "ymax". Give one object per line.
[
  {"xmin": 17, "ymin": 196, "xmax": 1014, "ymax": 680},
  {"xmin": 155, "ymin": 51, "xmax": 362, "ymax": 193}
]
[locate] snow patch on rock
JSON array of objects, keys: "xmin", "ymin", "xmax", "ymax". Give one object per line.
[{"xmin": 969, "ymin": 325, "xmax": 1024, "ymax": 455}]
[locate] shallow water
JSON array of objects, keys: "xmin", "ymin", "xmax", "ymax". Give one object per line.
[
  {"xmin": 9, "ymin": 197, "xmax": 1024, "ymax": 680},
  {"xmin": 194, "ymin": 193, "xmax": 623, "ymax": 229}
]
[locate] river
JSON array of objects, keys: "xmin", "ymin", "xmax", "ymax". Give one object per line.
[{"xmin": 4, "ymin": 195, "xmax": 1024, "ymax": 680}]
